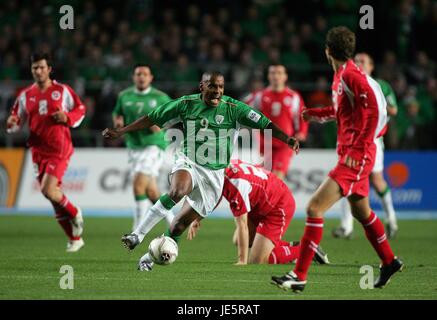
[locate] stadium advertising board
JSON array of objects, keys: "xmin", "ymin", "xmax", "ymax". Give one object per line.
[{"xmin": 11, "ymin": 149, "xmax": 437, "ymax": 214}]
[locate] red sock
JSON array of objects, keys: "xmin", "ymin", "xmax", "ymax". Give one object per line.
[
  {"xmin": 278, "ymin": 240, "xmax": 292, "ymax": 247},
  {"xmin": 268, "ymin": 243, "xmax": 301, "ymax": 264},
  {"xmin": 360, "ymin": 211, "xmax": 395, "ymax": 265},
  {"xmin": 293, "ymin": 217, "xmax": 324, "ymax": 280},
  {"xmin": 59, "ymin": 194, "xmax": 78, "ymax": 218},
  {"xmin": 52, "ymin": 202, "xmax": 80, "ymax": 241}
]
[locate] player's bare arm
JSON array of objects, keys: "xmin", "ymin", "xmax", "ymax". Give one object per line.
[
  {"xmin": 266, "ymin": 122, "xmax": 300, "ymax": 152},
  {"xmin": 234, "ymin": 213, "xmax": 249, "ymax": 265},
  {"xmin": 102, "ymin": 115, "xmax": 156, "ymax": 139},
  {"xmin": 113, "ymin": 115, "xmax": 124, "ymax": 128}
]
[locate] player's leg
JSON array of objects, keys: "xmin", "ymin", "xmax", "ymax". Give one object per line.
[
  {"xmin": 371, "ymin": 137, "xmax": 398, "ymax": 238},
  {"xmin": 146, "ymin": 176, "xmax": 174, "ymax": 226},
  {"xmin": 40, "ymin": 170, "xmax": 84, "ymax": 252},
  {"xmin": 332, "ymin": 198, "xmax": 354, "ymax": 239},
  {"xmin": 132, "ymin": 172, "xmax": 152, "ymax": 230},
  {"xmin": 122, "ymin": 169, "xmax": 192, "ymax": 250},
  {"xmin": 348, "ymin": 194, "xmax": 403, "ymax": 287},
  {"xmin": 271, "ymin": 147, "xmax": 293, "ymax": 181},
  {"xmin": 165, "ymin": 199, "xmax": 203, "ymax": 243},
  {"xmin": 272, "ymin": 177, "xmax": 342, "ymax": 291},
  {"xmin": 249, "ymin": 233, "xmax": 275, "ymax": 264},
  {"xmin": 370, "ymin": 172, "xmax": 398, "ymax": 238}
]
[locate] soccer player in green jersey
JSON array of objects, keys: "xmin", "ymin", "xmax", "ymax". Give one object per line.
[
  {"xmin": 333, "ymin": 53, "xmax": 399, "ymax": 240},
  {"xmin": 103, "ymin": 71, "xmax": 299, "ymax": 270},
  {"xmin": 112, "ymin": 64, "xmax": 174, "ymax": 230}
]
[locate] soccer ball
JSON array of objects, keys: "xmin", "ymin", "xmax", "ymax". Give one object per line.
[{"xmin": 148, "ymin": 236, "xmax": 178, "ymax": 265}]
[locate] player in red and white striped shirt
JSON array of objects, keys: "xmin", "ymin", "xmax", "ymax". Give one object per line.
[
  {"xmin": 6, "ymin": 53, "xmax": 86, "ymax": 252},
  {"xmin": 245, "ymin": 65, "xmax": 308, "ymax": 180},
  {"xmin": 187, "ymin": 160, "xmax": 329, "ymax": 265},
  {"xmin": 272, "ymin": 27, "xmax": 403, "ymax": 292}
]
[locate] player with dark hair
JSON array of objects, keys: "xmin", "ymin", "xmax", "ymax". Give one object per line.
[
  {"xmin": 271, "ymin": 27, "xmax": 403, "ymax": 292},
  {"xmin": 113, "ymin": 64, "xmax": 173, "ymax": 230},
  {"xmin": 6, "ymin": 53, "xmax": 86, "ymax": 252},
  {"xmin": 103, "ymin": 71, "xmax": 299, "ymax": 270},
  {"xmin": 245, "ymin": 64, "xmax": 308, "ymax": 179},
  {"xmin": 333, "ymin": 52, "xmax": 399, "ymax": 239}
]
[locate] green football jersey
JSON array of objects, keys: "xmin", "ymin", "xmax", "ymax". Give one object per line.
[
  {"xmin": 148, "ymin": 94, "xmax": 272, "ymax": 170},
  {"xmin": 113, "ymin": 86, "xmax": 171, "ymax": 150},
  {"xmin": 377, "ymin": 79, "xmax": 398, "ymax": 111}
]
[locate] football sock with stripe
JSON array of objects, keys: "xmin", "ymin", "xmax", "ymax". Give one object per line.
[
  {"xmin": 134, "ymin": 194, "xmax": 176, "ymax": 243},
  {"xmin": 269, "ymin": 243, "xmax": 301, "ymax": 264},
  {"xmin": 134, "ymin": 194, "xmax": 152, "ymax": 231},
  {"xmin": 293, "ymin": 217, "xmax": 324, "ymax": 280},
  {"xmin": 360, "ymin": 211, "xmax": 395, "ymax": 265}
]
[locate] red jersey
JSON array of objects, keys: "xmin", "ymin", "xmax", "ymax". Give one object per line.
[
  {"xmin": 305, "ymin": 60, "xmax": 387, "ymax": 162},
  {"xmin": 222, "ymin": 160, "xmax": 294, "ymax": 218},
  {"xmin": 245, "ymin": 87, "xmax": 308, "ymax": 148},
  {"xmin": 10, "ymin": 80, "xmax": 86, "ymax": 159}
]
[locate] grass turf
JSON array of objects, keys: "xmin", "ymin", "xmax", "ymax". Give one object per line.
[{"xmin": 0, "ymin": 215, "xmax": 436, "ymax": 300}]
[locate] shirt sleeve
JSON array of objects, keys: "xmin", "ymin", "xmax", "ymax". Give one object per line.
[
  {"xmin": 148, "ymin": 97, "xmax": 185, "ymax": 128},
  {"xmin": 305, "ymin": 106, "xmax": 336, "ymax": 122},
  {"xmin": 225, "ymin": 179, "xmax": 251, "ymax": 217},
  {"xmin": 341, "ymin": 71, "xmax": 379, "ymax": 161},
  {"xmin": 8, "ymin": 90, "xmax": 27, "ymax": 131},
  {"xmin": 233, "ymin": 98, "xmax": 271, "ymax": 129},
  {"xmin": 384, "ymin": 83, "xmax": 398, "ymax": 110},
  {"xmin": 295, "ymin": 93, "xmax": 309, "ymax": 137},
  {"xmin": 63, "ymin": 85, "xmax": 86, "ymax": 128},
  {"xmin": 243, "ymin": 90, "xmax": 262, "ymax": 110}
]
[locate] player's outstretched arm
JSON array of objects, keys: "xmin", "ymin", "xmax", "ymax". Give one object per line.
[
  {"xmin": 234, "ymin": 214, "xmax": 249, "ymax": 265},
  {"xmin": 102, "ymin": 115, "xmax": 156, "ymax": 139},
  {"xmin": 266, "ymin": 122, "xmax": 300, "ymax": 153},
  {"xmin": 302, "ymin": 106, "xmax": 336, "ymax": 123}
]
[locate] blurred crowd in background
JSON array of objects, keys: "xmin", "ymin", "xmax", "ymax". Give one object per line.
[{"xmin": 1, "ymin": 0, "xmax": 436, "ymax": 149}]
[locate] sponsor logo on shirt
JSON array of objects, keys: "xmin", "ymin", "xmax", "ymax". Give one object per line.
[
  {"xmin": 51, "ymin": 90, "xmax": 61, "ymax": 101},
  {"xmin": 247, "ymin": 110, "xmax": 261, "ymax": 123}
]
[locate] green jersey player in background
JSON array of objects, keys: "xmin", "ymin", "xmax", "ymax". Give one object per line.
[
  {"xmin": 112, "ymin": 64, "xmax": 174, "ymax": 231},
  {"xmin": 103, "ymin": 71, "xmax": 299, "ymax": 271},
  {"xmin": 333, "ymin": 53, "xmax": 399, "ymax": 240}
]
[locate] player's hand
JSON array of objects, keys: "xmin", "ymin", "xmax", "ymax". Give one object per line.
[
  {"xmin": 187, "ymin": 220, "xmax": 201, "ymax": 240},
  {"xmin": 287, "ymin": 137, "xmax": 300, "ymax": 154},
  {"xmin": 344, "ymin": 155, "xmax": 359, "ymax": 168},
  {"xmin": 102, "ymin": 127, "xmax": 123, "ymax": 139},
  {"xmin": 51, "ymin": 110, "xmax": 68, "ymax": 124},
  {"xmin": 295, "ymin": 132, "xmax": 306, "ymax": 142},
  {"xmin": 6, "ymin": 115, "xmax": 19, "ymax": 128}
]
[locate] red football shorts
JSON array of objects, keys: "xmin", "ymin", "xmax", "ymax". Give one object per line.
[
  {"xmin": 251, "ymin": 193, "xmax": 296, "ymax": 246},
  {"xmin": 32, "ymin": 152, "xmax": 70, "ymax": 185},
  {"xmin": 329, "ymin": 153, "xmax": 375, "ymax": 197}
]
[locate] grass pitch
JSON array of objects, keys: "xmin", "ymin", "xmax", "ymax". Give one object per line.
[{"xmin": 0, "ymin": 215, "xmax": 436, "ymax": 300}]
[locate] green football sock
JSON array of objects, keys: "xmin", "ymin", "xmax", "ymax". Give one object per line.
[
  {"xmin": 160, "ymin": 194, "xmax": 176, "ymax": 210},
  {"xmin": 164, "ymin": 228, "xmax": 181, "ymax": 243}
]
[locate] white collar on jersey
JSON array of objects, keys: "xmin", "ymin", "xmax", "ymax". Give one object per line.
[{"xmin": 134, "ymin": 86, "xmax": 152, "ymax": 95}]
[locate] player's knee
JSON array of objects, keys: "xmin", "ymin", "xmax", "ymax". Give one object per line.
[
  {"xmin": 306, "ymin": 200, "xmax": 323, "ymax": 218},
  {"xmin": 168, "ymin": 187, "xmax": 189, "ymax": 203},
  {"xmin": 41, "ymin": 185, "xmax": 56, "ymax": 201}
]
